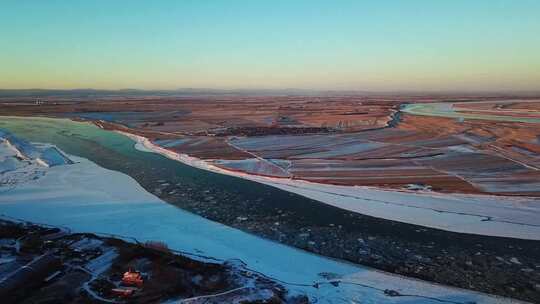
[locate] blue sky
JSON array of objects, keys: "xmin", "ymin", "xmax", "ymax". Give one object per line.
[{"xmin": 1, "ymin": 0, "xmax": 539, "ymax": 91}]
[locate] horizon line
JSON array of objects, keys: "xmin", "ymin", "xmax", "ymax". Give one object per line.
[{"xmin": 2, "ymin": 87, "xmax": 540, "ymax": 95}]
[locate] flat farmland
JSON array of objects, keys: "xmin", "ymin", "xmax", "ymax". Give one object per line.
[{"xmin": 2, "ymin": 94, "xmax": 539, "ymax": 196}]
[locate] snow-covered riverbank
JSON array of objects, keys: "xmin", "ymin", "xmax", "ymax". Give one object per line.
[
  {"xmin": 118, "ymin": 131, "xmax": 540, "ymax": 241},
  {"xmin": 0, "ymin": 132, "xmax": 528, "ymax": 303}
]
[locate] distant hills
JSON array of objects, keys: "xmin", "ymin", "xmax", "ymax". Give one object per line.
[
  {"xmin": 0, "ymin": 88, "xmax": 539, "ymax": 98},
  {"xmin": 0, "ymin": 88, "xmax": 350, "ymax": 98}
]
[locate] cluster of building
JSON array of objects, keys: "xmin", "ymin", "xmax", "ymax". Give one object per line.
[{"xmin": 111, "ymin": 269, "xmax": 145, "ymax": 298}]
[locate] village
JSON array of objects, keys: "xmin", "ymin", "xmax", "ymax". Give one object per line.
[{"xmin": 0, "ymin": 218, "xmax": 300, "ymax": 303}]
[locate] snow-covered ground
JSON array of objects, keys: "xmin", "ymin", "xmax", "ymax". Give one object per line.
[
  {"xmin": 1, "ymin": 132, "xmax": 47, "ymax": 190},
  {"xmin": 120, "ymin": 131, "xmax": 540, "ymax": 241},
  {"xmin": 0, "ymin": 130, "xmax": 71, "ymax": 168},
  {"xmin": 0, "ymin": 134, "xmax": 529, "ymax": 303}
]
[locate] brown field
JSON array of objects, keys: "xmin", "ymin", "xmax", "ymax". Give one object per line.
[
  {"xmin": 454, "ymin": 100, "xmax": 540, "ymax": 118},
  {"xmin": 2, "ymin": 93, "xmax": 539, "ymax": 196}
]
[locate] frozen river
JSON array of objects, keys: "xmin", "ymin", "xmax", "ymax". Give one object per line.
[
  {"xmin": 0, "ymin": 117, "xmax": 527, "ymax": 303},
  {"xmin": 402, "ymin": 100, "xmax": 540, "ymax": 123}
]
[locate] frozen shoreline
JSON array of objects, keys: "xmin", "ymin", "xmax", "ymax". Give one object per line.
[
  {"xmin": 117, "ymin": 130, "xmax": 540, "ymax": 241},
  {"xmin": 0, "ymin": 133, "xmax": 528, "ymax": 303}
]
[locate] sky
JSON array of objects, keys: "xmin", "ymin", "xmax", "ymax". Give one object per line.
[{"xmin": 1, "ymin": 0, "xmax": 539, "ymax": 91}]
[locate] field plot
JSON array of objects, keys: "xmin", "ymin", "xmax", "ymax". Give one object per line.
[{"xmin": 224, "ymin": 114, "xmax": 540, "ymax": 195}]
